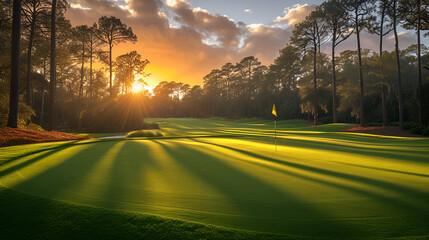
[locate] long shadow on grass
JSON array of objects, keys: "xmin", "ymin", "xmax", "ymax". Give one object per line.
[
  {"xmin": 190, "ymin": 139, "xmax": 429, "ymax": 210},
  {"xmin": 0, "ymin": 140, "xmax": 84, "ymax": 167},
  {"xmin": 153, "ymin": 140, "xmax": 358, "ymax": 237},
  {"xmin": 11, "ymin": 141, "xmax": 122, "ymax": 201},
  {"xmin": 221, "ymin": 130, "xmax": 429, "ymax": 164},
  {"xmin": 0, "ymin": 145, "xmax": 74, "ymax": 179},
  {"xmin": 328, "ymin": 161, "xmax": 429, "ymax": 178},
  {"xmin": 99, "ymin": 140, "xmax": 153, "ymax": 209}
]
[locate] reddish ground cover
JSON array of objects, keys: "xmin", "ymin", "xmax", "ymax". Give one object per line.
[
  {"xmin": 0, "ymin": 128, "xmax": 90, "ymax": 148},
  {"xmin": 342, "ymin": 126, "xmax": 425, "ymax": 138}
]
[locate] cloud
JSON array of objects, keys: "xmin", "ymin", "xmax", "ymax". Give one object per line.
[
  {"xmin": 244, "ymin": 9, "xmax": 252, "ymax": 14},
  {"xmin": 167, "ymin": 0, "xmax": 246, "ymax": 49},
  {"xmin": 327, "ymin": 30, "xmax": 418, "ymax": 55},
  {"xmin": 241, "ymin": 24, "xmax": 292, "ymax": 63},
  {"xmin": 275, "ymin": 4, "xmax": 316, "ymax": 27},
  {"xmin": 70, "ymin": 3, "xmax": 91, "ymax": 10}
]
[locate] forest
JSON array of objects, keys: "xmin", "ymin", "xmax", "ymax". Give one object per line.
[{"xmin": 1, "ymin": 0, "xmax": 429, "ymax": 133}]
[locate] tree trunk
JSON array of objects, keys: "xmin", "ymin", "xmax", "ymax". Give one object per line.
[
  {"xmin": 417, "ymin": 0, "xmax": 423, "ymax": 124},
  {"xmin": 380, "ymin": 5, "xmax": 388, "ymax": 127},
  {"xmin": 26, "ymin": 14, "xmax": 36, "ymax": 106},
  {"xmin": 393, "ymin": 1, "xmax": 404, "ymax": 130},
  {"xmin": 40, "ymin": 58, "xmax": 46, "ymax": 126},
  {"xmin": 49, "ymin": 0, "xmax": 57, "ymax": 131},
  {"xmin": 90, "ymin": 40, "xmax": 93, "ymax": 103},
  {"xmin": 331, "ymin": 28, "xmax": 337, "ymax": 123},
  {"xmin": 248, "ymin": 65, "xmax": 251, "ymax": 117},
  {"xmin": 313, "ymin": 44, "xmax": 318, "ymax": 126},
  {"xmin": 7, "ymin": 0, "xmax": 22, "ymax": 128},
  {"xmin": 79, "ymin": 42, "xmax": 85, "ymax": 100},
  {"xmin": 109, "ymin": 43, "xmax": 113, "ymax": 97},
  {"xmin": 356, "ymin": 13, "xmax": 365, "ymax": 127}
]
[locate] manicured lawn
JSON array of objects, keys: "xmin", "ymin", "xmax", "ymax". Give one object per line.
[
  {"xmin": 1, "ymin": 118, "xmax": 429, "ymax": 239},
  {"xmin": 74, "ymin": 132, "xmax": 127, "ymax": 138}
]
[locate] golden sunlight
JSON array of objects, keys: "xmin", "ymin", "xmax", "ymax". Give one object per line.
[
  {"xmin": 131, "ymin": 82, "xmax": 154, "ymax": 95},
  {"xmin": 131, "ymin": 81, "xmax": 144, "ymax": 93}
]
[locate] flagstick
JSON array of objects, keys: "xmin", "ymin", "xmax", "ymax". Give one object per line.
[{"xmin": 275, "ymin": 118, "xmax": 277, "ymax": 152}]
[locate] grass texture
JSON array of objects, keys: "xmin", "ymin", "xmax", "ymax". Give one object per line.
[
  {"xmin": 1, "ymin": 118, "xmax": 428, "ymax": 239},
  {"xmin": 126, "ymin": 129, "xmax": 165, "ymax": 138}
]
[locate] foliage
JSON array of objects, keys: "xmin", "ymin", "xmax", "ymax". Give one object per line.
[{"xmin": 114, "ymin": 51, "xmax": 149, "ymax": 95}]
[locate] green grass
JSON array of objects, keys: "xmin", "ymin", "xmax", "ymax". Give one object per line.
[
  {"xmin": 126, "ymin": 129, "xmax": 165, "ymax": 138},
  {"xmin": 1, "ymin": 118, "xmax": 429, "ymax": 239},
  {"xmin": 75, "ymin": 133, "xmax": 127, "ymax": 138}
]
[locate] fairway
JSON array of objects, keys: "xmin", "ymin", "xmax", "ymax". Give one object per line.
[{"xmin": 1, "ymin": 118, "xmax": 429, "ymax": 239}]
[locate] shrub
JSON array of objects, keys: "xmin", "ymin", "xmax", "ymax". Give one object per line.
[
  {"xmin": 24, "ymin": 122, "xmax": 44, "ymax": 131},
  {"xmin": 389, "ymin": 122, "xmax": 399, "ymax": 126},
  {"xmin": 403, "ymin": 122, "xmax": 420, "ymax": 130},
  {"xmin": 126, "ymin": 130, "xmax": 165, "ymax": 138},
  {"xmin": 366, "ymin": 122, "xmax": 383, "ymax": 127},
  {"xmin": 410, "ymin": 124, "xmax": 427, "ymax": 135},
  {"xmin": 318, "ymin": 116, "xmax": 333, "ymax": 124}
]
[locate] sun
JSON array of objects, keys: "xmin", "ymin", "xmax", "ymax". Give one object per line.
[
  {"xmin": 131, "ymin": 81, "xmax": 144, "ymax": 93},
  {"xmin": 131, "ymin": 82, "xmax": 154, "ymax": 95}
]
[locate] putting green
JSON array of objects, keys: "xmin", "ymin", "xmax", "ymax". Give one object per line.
[{"xmin": 1, "ymin": 118, "xmax": 429, "ymax": 239}]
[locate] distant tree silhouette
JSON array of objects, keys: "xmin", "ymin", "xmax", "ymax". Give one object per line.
[
  {"xmin": 343, "ymin": 0, "xmax": 376, "ymax": 127},
  {"xmin": 48, "ymin": 0, "xmax": 56, "ymax": 130},
  {"xmin": 319, "ymin": 0, "xmax": 353, "ymax": 123},
  {"xmin": 96, "ymin": 16, "xmax": 137, "ymax": 97},
  {"xmin": 7, "ymin": 0, "xmax": 22, "ymax": 128},
  {"xmin": 291, "ymin": 10, "xmax": 328, "ymax": 125},
  {"xmin": 391, "ymin": 0, "xmax": 405, "ymax": 129},
  {"xmin": 368, "ymin": 0, "xmax": 393, "ymax": 127},
  {"xmin": 399, "ymin": 0, "xmax": 428, "ymax": 124},
  {"xmin": 114, "ymin": 51, "xmax": 149, "ymax": 94}
]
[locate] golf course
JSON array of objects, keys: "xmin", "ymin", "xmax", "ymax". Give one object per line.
[{"xmin": 1, "ymin": 118, "xmax": 428, "ymax": 239}]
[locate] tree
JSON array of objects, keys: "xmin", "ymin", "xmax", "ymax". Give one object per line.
[
  {"xmin": 391, "ymin": 0, "xmax": 405, "ymax": 129},
  {"xmin": 220, "ymin": 62, "xmax": 234, "ymax": 116},
  {"xmin": 236, "ymin": 56, "xmax": 261, "ymax": 117},
  {"xmin": 399, "ymin": 0, "xmax": 428, "ymax": 124},
  {"xmin": 114, "ymin": 51, "xmax": 149, "ymax": 95},
  {"xmin": 88, "ymin": 23, "xmax": 102, "ymax": 102},
  {"xmin": 187, "ymin": 85, "xmax": 203, "ymax": 117},
  {"xmin": 319, "ymin": 0, "xmax": 354, "ymax": 123},
  {"xmin": 291, "ymin": 10, "xmax": 327, "ymax": 125},
  {"xmin": 22, "ymin": 0, "xmax": 49, "ymax": 106},
  {"xmin": 96, "ymin": 16, "xmax": 137, "ymax": 97},
  {"xmin": 7, "ymin": 0, "xmax": 22, "ymax": 128},
  {"xmin": 368, "ymin": 0, "xmax": 393, "ymax": 127},
  {"xmin": 73, "ymin": 25, "xmax": 91, "ymax": 100},
  {"xmin": 48, "ymin": 0, "xmax": 56, "ymax": 130},
  {"xmin": 343, "ymin": 0, "xmax": 375, "ymax": 126}
]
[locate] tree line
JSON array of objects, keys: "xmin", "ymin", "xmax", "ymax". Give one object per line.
[
  {"xmin": 1, "ymin": 0, "xmax": 149, "ymax": 131},
  {"xmin": 145, "ymin": 0, "xmax": 429, "ymax": 130},
  {"xmin": 1, "ymin": 0, "xmax": 429, "ymax": 132}
]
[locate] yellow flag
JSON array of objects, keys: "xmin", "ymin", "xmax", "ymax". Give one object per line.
[{"xmin": 272, "ymin": 104, "xmax": 277, "ymax": 117}]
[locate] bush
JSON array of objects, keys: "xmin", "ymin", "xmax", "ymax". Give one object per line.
[
  {"xmin": 389, "ymin": 122, "xmax": 399, "ymax": 126},
  {"xmin": 366, "ymin": 122, "xmax": 383, "ymax": 127},
  {"xmin": 318, "ymin": 116, "xmax": 333, "ymax": 124},
  {"xmin": 126, "ymin": 130, "xmax": 165, "ymax": 138},
  {"xmin": 403, "ymin": 122, "xmax": 420, "ymax": 130},
  {"xmin": 410, "ymin": 124, "xmax": 427, "ymax": 135},
  {"xmin": 23, "ymin": 122, "xmax": 44, "ymax": 131}
]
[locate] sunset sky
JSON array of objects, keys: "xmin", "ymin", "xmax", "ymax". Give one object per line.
[{"xmin": 66, "ymin": 0, "xmax": 423, "ymax": 88}]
